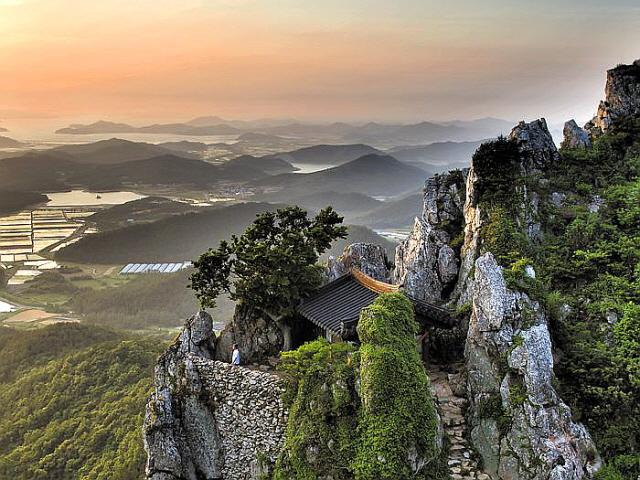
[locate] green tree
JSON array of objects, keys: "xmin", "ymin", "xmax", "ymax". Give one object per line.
[{"xmin": 189, "ymin": 206, "xmax": 347, "ymax": 349}]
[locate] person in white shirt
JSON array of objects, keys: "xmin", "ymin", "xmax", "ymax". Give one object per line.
[{"xmin": 231, "ymin": 344, "xmax": 241, "ymax": 365}]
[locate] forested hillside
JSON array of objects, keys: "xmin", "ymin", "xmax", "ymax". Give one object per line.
[{"xmin": 0, "ymin": 324, "xmax": 165, "ymax": 480}]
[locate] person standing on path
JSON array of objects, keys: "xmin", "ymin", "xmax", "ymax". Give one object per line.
[
  {"xmin": 417, "ymin": 329, "xmax": 430, "ymax": 366},
  {"xmin": 231, "ymin": 344, "xmax": 241, "ymax": 365}
]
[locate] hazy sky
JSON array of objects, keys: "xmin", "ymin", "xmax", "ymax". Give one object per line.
[{"xmin": 1, "ymin": 0, "xmax": 639, "ymax": 128}]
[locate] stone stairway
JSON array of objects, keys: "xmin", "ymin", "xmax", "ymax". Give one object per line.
[{"xmin": 428, "ymin": 363, "xmax": 490, "ymax": 480}]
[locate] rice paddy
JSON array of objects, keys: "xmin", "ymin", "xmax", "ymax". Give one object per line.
[{"xmin": 0, "ymin": 209, "xmax": 95, "ymax": 261}]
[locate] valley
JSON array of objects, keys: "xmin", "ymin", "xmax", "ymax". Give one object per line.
[{"xmin": 0, "ymin": 122, "xmax": 482, "ymax": 336}]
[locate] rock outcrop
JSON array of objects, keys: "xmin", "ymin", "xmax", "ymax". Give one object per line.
[
  {"xmin": 454, "ymin": 118, "xmax": 559, "ymax": 304},
  {"xmin": 214, "ymin": 304, "xmax": 283, "ymax": 365},
  {"xmin": 143, "ymin": 311, "xmax": 288, "ymax": 480},
  {"xmin": 394, "ymin": 170, "xmax": 467, "ymax": 303},
  {"xmin": 394, "ymin": 114, "xmax": 600, "ymax": 478},
  {"xmin": 509, "ymin": 118, "xmax": 559, "ymax": 171},
  {"xmin": 464, "ymin": 254, "xmax": 600, "ymax": 480},
  {"xmin": 561, "ymin": 120, "xmax": 591, "ymax": 149},
  {"xmin": 327, "ymin": 242, "xmax": 391, "ymax": 282},
  {"xmin": 585, "ymin": 59, "xmax": 640, "ymax": 135}
]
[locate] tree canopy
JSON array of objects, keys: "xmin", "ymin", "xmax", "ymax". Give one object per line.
[{"xmin": 189, "ymin": 206, "xmax": 347, "ymax": 318}]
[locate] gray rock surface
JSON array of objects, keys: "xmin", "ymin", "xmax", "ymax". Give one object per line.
[
  {"xmin": 508, "ymin": 118, "xmax": 559, "ymax": 171},
  {"xmin": 454, "ymin": 118, "xmax": 558, "ymax": 302},
  {"xmin": 215, "ymin": 304, "xmax": 283, "ymax": 365},
  {"xmin": 561, "ymin": 120, "xmax": 591, "ymax": 149},
  {"xmin": 143, "ymin": 311, "xmax": 288, "ymax": 480},
  {"xmin": 465, "ymin": 254, "xmax": 600, "ymax": 480},
  {"xmin": 394, "ymin": 171, "xmax": 467, "ymax": 303},
  {"xmin": 585, "ymin": 59, "xmax": 640, "ymax": 134},
  {"xmin": 327, "ymin": 242, "xmax": 391, "ymax": 282}
]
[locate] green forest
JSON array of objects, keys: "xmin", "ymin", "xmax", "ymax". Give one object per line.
[{"xmin": 0, "ymin": 324, "xmax": 165, "ymax": 480}]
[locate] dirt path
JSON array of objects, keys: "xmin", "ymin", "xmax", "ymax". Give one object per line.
[{"xmin": 428, "ymin": 363, "xmax": 489, "ymax": 480}]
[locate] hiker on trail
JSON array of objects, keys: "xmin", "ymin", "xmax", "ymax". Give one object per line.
[
  {"xmin": 417, "ymin": 329, "xmax": 430, "ymax": 366},
  {"xmin": 231, "ymin": 344, "xmax": 241, "ymax": 365}
]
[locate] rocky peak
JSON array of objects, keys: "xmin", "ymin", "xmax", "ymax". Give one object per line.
[
  {"xmin": 508, "ymin": 118, "xmax": 559, "ymax": 171},
  {"xmin": 174, "ymin": 310, "xmax": 216, "ymax": 359},
  {"xmin": 452, "ymin": 118, "xmax": 557, "ymax": 304},
  {"xmin": 561, "ymin": 119, "xmax": 592, "ymax": 149},
  {"xmin": 394, "ymin": 170, "xmax": 467, "ymax": 303},
  {"xmin": 585, "ymin": 59, "xmax": 640, "ymax": 134},
  {"xmin": 327, "ymin": 242, "xmax": 391, "ymax": 282}
]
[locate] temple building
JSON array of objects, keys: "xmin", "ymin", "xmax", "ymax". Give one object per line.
[{"xmin": 298, "ymin": 268, "xmax": 454, "ymax": 342}]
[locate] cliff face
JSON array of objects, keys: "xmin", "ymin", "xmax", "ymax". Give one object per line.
[
  {"xmin": 465, "ymin": 254, "xmax": 599, "ymax": 480},
  {"xmin": 584, "ymin": 59, "xmax": 640, "ymax": 135},
  {"xmin": 143, "ymin": 312, "xmax": 288, "ymax": 480},
  {"xmin": 394, "ymin": 118, "xmax": 600, "ymax": 479},
  {"xmin": 452, "ymin": 119, "xmax": 558, "ymax": 306}
]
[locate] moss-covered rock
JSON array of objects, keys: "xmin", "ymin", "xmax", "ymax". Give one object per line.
[{"xmin": 354, "ymin": 293, "xmax": 441, "ymax": 480}]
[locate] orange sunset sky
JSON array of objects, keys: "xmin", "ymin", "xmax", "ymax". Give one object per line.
[{"xmin": 1, "ymin": 0, "xmax": 639, "ymax": 131}]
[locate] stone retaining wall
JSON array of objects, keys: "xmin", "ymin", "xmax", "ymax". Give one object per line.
[{"xmin": 190, "ymin": 357, "xmax": 288, "ymax": 479}]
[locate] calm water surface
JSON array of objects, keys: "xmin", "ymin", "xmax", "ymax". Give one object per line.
[{"xmin": 45, "ymin": 190, "xmax": 146, "ymax": 207}]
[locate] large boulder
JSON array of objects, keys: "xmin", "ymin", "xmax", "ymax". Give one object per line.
[
  {"xmin": 465, "ymin": 254, "xmax": 600, "ymax": 480},
  {"xmin": 215, "ymin": 304, "xmax": 284, "ymax": 365},
  {"xmin": 585, "ymin": 59, "xmax": 640, "ymax": 135}
]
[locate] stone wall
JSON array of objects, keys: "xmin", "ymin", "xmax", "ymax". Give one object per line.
[
  {"xmin": 190, "ymin": 358, "xmax": 288, "ymax": 480},
  {"xmin": 144, "ymin": 311, "xmax": 288, "ymax": 480}
]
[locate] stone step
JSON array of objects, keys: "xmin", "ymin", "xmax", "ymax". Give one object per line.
[{"xmin": 428, "ymin": 366, "xmax": 488, "ymax": 480}]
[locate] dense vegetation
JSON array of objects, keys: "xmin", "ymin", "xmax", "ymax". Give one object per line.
[
  {"xmin": 0, "ymin": 324, "xmax": 164, "ymax": 479},
  {"xmin": 474, "ymin": 118, "xmax": 640, "ymax": 478},
  {"xmin": 273, "ymin": 294, "xmax": 445, "ymax": 480},
  {"xmin": 274, "ymin": 339, "xmax": 360, "ymax": 479}
]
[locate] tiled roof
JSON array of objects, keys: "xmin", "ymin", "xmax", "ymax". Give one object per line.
[{"xmin": 298, "ymin": 269, "xmax": 455, "ymax": 337}]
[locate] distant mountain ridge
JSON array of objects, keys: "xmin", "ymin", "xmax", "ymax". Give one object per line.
[
  {"xmin": 55, "ymin": 117, "xmax": 514, "ymax": 145},
  {"xmin": 56, "ymin": 201, "xmax": 395, "ymax": 263},
  {"xmin": 56, "ymin": 120, "xmax": 242, "ymax": 136},
  {"xmin": 252, "ymin": 153, "xmax": 427, "ymax": 197},
  {"xmin": 266, "ymin": 144, "xmax": 382, "ymax": 166},
  {"xmin": 388, "ymin": 140, "xmax": 485, "ymax": 168},
  {"xmin": 0, "ymin": 135, "xmax": 25, "ymax": 148},
  {"xmin": 51, "ymin": 138, "xmax": 190, "ymax": 164}
]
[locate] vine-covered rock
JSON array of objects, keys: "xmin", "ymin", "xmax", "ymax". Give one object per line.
[{"xmin": 355, "ymin": 293, "xmax": 442, "ymax": 479}]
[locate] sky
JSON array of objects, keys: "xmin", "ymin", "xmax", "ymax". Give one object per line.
[{"xmin": 1, "ymin": 0, "xmax": 639, "ymax": 131}]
